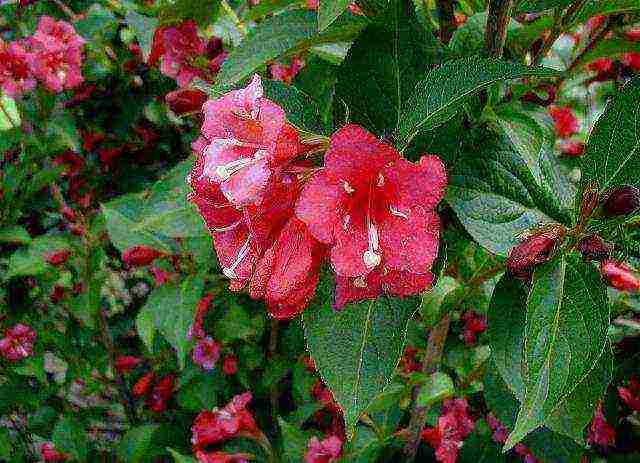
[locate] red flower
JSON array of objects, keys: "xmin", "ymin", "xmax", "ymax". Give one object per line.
[
  {"xmin": 420, "ymin": 399, "xmax": 474, "ymax": 463},
  {"xmin": 45, "ymin": 249, "xmax": 71, "ymax": 266},
  {"xmin": 557, "ymin": 139, "xmax": 585, "ymax": 157},
  {"xmin": 622, "ymin": 52, "xmax": 640, "ymax": 72},
  {"xmin": 296, "ymin": 124, "xmax": 446, "ymax": 308},
  {"xmin": 587, "ymin": 403, "xmax": 615, "ymax": 448},
  {"xmin": 306, "ymin": 0, "xmax": 318, "ymax": 9},
  {"xmin": 115, "ymin": 355, "xmax": 142, "ymax": 374},
  {"xmin": 122, "ymin": 245, "xmax": 163, "ymax": 267},
  {"xmin": 549, "ymin": 106, "xmax": 579, "ymax": 138},
  {"xmin": 249, "ymin": 217, "xmax": 325, "ymax": 319},
  {"xmin": 191, "ymin": 392, "xmax": 259, "ymax": 449},
  {"xmin": 147, "ymin": 374, "xmax": 175, "ymax": 412},
  {"xmin": 98, "ymin": 146, "xmax": 125, "ymax": 169},
  {"xmin": 587, "ymin": 58, "xmax": 614, "ymax": 74},
  {"xmin": 304, "ymin": 435, "xmax": 343, "ymax": 463},
  {"xmin": 156, "ymin": 21, "xmax": 206, "ymax": 87},
  {"xmin": 41, "ymin": 443, "xmax": 68, "ymax": 462},
  {"xmin": 602, "ymin": 186, "xmax": 640, "ymax": 217},
  {"xmin": 0, "ymin": 39, "xmax": 36, "ymax": 97},
  {"xmin": 222, "ymin": 355, "xmax": 238, "ymax": 375},
  {"xmin": 461, "ymin": 311, "xmax": 487, "ymax": 346},
  {"xmin": 132, "ymin": 371, "xmax": 155, "ymax": 397},
  {"xmin": 579, "ymin": 234, "xmax": 611, "ymax": 262},
  {"xmin": 626, "ymin": 29, "xmax": 640, "ymax": 41},
  {"xmin": 82, "ymin": 130, "xmax": 105, "ymax": 152},
  {"xmin": 190, "ymin": 293, "xmax": 215, "ymax": 340},
  {"xmin": 506, "ymin": 225, "xmax": 566, "ymax": 278},
  {"xmin": 195, "ymin": 451, "xmax": 250, "ymax": 463},
  {"xmin": 166, "ymin": 88, "xmax": 207, "ymax": 115},
  {"xmin": 192, "ymin": 337, "xmax": 221, "ymax": 370},
  {"xmin": 600, "ymin": 259, "xmax": 640, "ymax": 292},
  {"xmin": 618, "ymin": 377, "xmax": 640, "ymax": 412},
  {"xmin": 0, "ymin": 323, "xmax": 36, "ymax": 362},
  {"xmin": 53, "ymin": 150, "xmax": 85, "ymax": 177}
]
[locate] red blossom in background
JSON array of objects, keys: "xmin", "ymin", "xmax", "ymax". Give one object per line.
[
  {"xmin": 304, "ymin": 435, "xmax": 343, "ymax": 463},
  {"xmin": 420, "ymin": 398, "xmax": 475, "ymax": 463},
  {"xmin": 622, "ymin": 52, "xmax": 640, "ymax": 72},
  {"xmin": 166, "ymin": 88, "xmax": 208, "ymax": 115},
  {"xmin": 132, "ymin": 371, "xmax": 156, "ymax": 397},
  {"xmin": 400, "ymin": 346, "xmax": 421, "ymax": 373},
  {"xmin": 41, "ymin": 442, "xmax": 68, "ymax": 462},
  {"xmin": 222, "ymin": 355, "xmax": 238, "ymax": 375},
  {"xmin": 115, "ymin": 355, "xmax": 142, "ymax": 374},
  {"xmin": 600, "ymin": 259, "xmax": 640, "ymax": 292},
  {"xmin": 191, "ymin": 392, "xmax": 259, "ymax": 449},
  {"xmin": 296, "ymin": 124, "xmax": 446, "ymax": 308},
  {"xmin": 190, "ymin": 293, "xmax": 215, "ymax": 340},
  {"xmin": 53, "ymin": 150, "xmax": 85, "ymax": 177},
  {"xmin": 549, "ymin": 106, "xmax": 579, "ymax": 138},
  {"xmin": 461, "ymin": 310, "xmax": 487, "ymax": 346},
  {"xmin": 45, "ymin": 249, "xmax": 71, "ymax": 266},
  {"xmin": 0, "ymin": 323, "xmax": 36, "ymax": 362},
  {"xmin": 618, "ymin": 377, "xmax": 640, "ymax": 412},
  {"xmin": 486, "ymin": 414, "xmax": 538, "ymax": 462},
  {"xmin": 587, "ymin": 403, "xmax": 616, "ymax": 448},
  {"xmin": 122, "ymin": 245, "xmax": 163, "ymax": 267},
  {"xmin": 147, "ymin": 374, "xmax": 175, "ymax": 413},
  {"xmin": 0, "ymin": 39, "xmax": 36, "ymax": 97},
  {"xmin": 557, "ymin": 139, "xmax": 585, "ymax": 157},
  {"xmin": 587, "ymin": 58, "xmax": 614, "ymax": 75},
  {"xmin": 192, "ymin": 337, "xmax": 221, "ymax": 370}
]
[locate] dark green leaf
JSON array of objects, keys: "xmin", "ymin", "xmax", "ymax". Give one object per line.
[
  {"xmin": 157, "ymin": 0, "xmax": 221, "ymax": 26},
  {"xmin": 571, "ymin": 0, "xmax": 640, "ymax": 26},
  {"xmin": 303, "ymin": 269, "xmax": 419, "ymax": 438},
  {"xmin": 262, "ymin": 79, "xmax": 328, "ymax": 133},
  {"xmin": 419, "ymin": 276, "xmax": 459, "ymax": 327},
  {"xmin": 118, "ymin": 425, "xmax": 161, "ymax": 463},
  {"xmin": 335, "ymin": 0, "xmax": 438, "ymax": 136},
  {"xmin": 577, "ymin": 38, "xmax": 640, "ymax": 69},
  {"xmin": 582, "ymin": 77, "xmax": 640, "ymax": 191},
  {"xmin": 396, "ymin": 58, "xmax": 559, "ymax": 146},
  {"xmin": 53, "ymin": 417, "xmax": 89, "ymax": 461},
  {"xmin": 168, "ymin": 448, "xmax": 197, "ymax": 463},
  {"xmin": 243, "ymin": 0, "xmax": 300, "ymax": 21},
  {"xmin": 0, "ymin": 226, "xmax": 31, "ymax": 244},
  {"xmin": 279, "ymin": 418, "xmax": 313, "ymax": 463},
  {"xmin": 319, "ymin": 0, "xmax": 351, "ymax": 31},
  {"xmin": 75, "ymin": 4, "xmax": 118, "ymax": 43}
]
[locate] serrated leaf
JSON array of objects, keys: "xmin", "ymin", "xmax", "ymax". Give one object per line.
[
  {"xmin": 125, "ymin": 10, "xmax": 159, "ymax": 63},
  {"xmin": 504, "ymin": 254, "xmax": 610, "ymax": 450},
  {"xmin": 303, "ymin": 270, "xmax": 419, "ymax": 439},
  {"xmin": 396, "ymin": 57, "xmax": 559, "ymax": 146},
  {"xmin": 582, "ymin": 77, "xmax": 640, "ymax": 191},
  {"xmin": 53, "ymin": 417, "xmax": 89, "ymax": 461},
  {"xmin": 118, "ymin": 425, "xmax": 161, "ymax": 463},
  {"xmin": 335, "ymin": 0, "xmax": 437, "ymax": 136},
  {"xmin": 216, "ymin": 10, "xmax": 366, "ymax": 88},
  {"xmin": 319, "ymin": 0, "xmax": 351, "ymax": 31},
  {"xmin": 0, "ymin": 95, "xmax": 20, "ymax": 131}
]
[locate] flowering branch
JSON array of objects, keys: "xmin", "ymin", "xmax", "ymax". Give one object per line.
[
  {"xmin": 484, "ymin": 0, "xmax": 514, "ymax": 57},
  {"xmin": 403, "ymin": 314, "xmax": 451, "ymax": 461}
]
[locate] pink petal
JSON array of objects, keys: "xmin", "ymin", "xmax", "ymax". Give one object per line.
[
  {"xmin": 330, "ymin": 223, "xmax": 370, "ymax": 277},
  {"xmin": 381, "ymin": 270, "xmax": 433, "ymax": 297},
  {"xmin": 220, "ymin": 157, "xmax": 272, "ymax": 207},
  {"xmin": 384, "ymin": 155, "xmax": 447, "ymax": 211},
  {"xmin": 295, "ymin": 172, "xmax": 344, "ymax": 244}
]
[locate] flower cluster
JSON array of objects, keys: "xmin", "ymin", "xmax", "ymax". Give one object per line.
[
  {"xmin": 131, "ymin": 371, "xmax": 176, "ymax": 413},
  {"xmin": 189, "ymin": 75, "xmax": 447, "ymax": 316},
  {"xmin": 0, "ymin": 323, "xmax": 36, "ymax": 362},
  {"xmin": 587, "ymin": 403, "xmax": 616, "ymax": 448},
  {"xmin": 304, "ymin": 435, "xmax": 343, "ymax": 463},
  {"xmin": 420, "ymin": 398, "xmax": 475, "ymax": 463},
  {"xmin": 0, "ymin": 16, "xmax": 85, "ymax": 97}
]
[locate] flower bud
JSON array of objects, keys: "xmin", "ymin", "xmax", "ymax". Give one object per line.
[
  {"xmin": 122, "ymin": 245, "xmax": 163, "ymax": 267},
  {"xmin": 165, "ymin": 88, "xmax": 207, "ymax": 115},
  {"xmin": 132, "ymin": 371, "xmax": 155, "ymax": 397},
  {"xmin": 579, "ymin": 234, "xmax": 612, "ymax": 261},
  {"xmin": 602, "ymin": 186, "xmax": 640, "ymax": 217},
  {"xmin": 600, "ymin": 259, "xmax": 640, "ymax": 292},
  {"xmin": 45, "ymin": 249, "xmax": 71, "ymax": 266},
  {"xmin": 506, "ymin": 225, "xmax": 566, "ymax": 278}
]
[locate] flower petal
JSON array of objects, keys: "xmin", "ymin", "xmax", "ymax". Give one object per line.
[
  {"xmin": 295, "ymin": 172, "xmax": 343, "ymax": 244},
  {"xmin": 381, "ymin": 270, "xmax": 433, "ymax": 297},
  {"xmin": 330, "ymin": 222, "xmax": 370, "ymax": 277},
  {"xmin": 220, "ymin": 157, "xmax": 272, "ymax": 207},
  {"xmin": 334, "ymin": 272, "xmax": 383, "ymax": 309},
  {"xmin": 384, "ymin": 155, "xmax": 447, "ymax": 212}
]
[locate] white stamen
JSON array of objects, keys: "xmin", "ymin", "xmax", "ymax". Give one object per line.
[
  {"xmin": 343, "ymin": 181, "xmax": 355, "ymax": 194},
  {"xmin": 368, "ymin": 222, "xmax": 379, "ymax": 251},
  {"xmin": 377, "ymin": 173, "xmax": 385, "ymax": 187},
  {"xmin": 210, "ymin": 220, "xmax": 242, "ymax": 233},
  {"xmin": 363, "ymin": 250, "xmax": 381, "ymax": 269},
  {"xmin": 222, "ymin": 236, "xmax": 252, "ymax": 280},
  {"xmin": 389, "ymin": 206, "xmax": 409, "ymax": 219},
  {"xmin": 353, "ymin": 276, "xmax": 367, "ymax": 288}
]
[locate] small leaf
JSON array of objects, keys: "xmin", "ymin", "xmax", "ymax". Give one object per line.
[
  {"xmin": 125, "ymin": 10, "xmax": 159, "ymax": 62},
  {"xmin": 419, "ymin": 276, "xmax": 459, "ymax": 327},
  {"xmin": 0, "ymin": 226, "xmax": 31, "ymax": 244},
  {"xmin": 517, "ymin": 0, "xmax": 573, "ymax": 13},
  {"xmin": 279, "ymin": 418, "xmax": 313, "ymax": 463},
  {"xmin": 319, "ymin": 0, "xmax": 351, "ymax": 31},
  {"xmin": 53, "ymin": 417, "xmax": 89, "ymax": 461},
  {"xmin": 0, "ymin": 95, "xmax": 20, "ymax": 131},
  {"xmin": 396, "ymin": 57, "xmax": 559, "ymax": 146},
  {"xmin": 303, "ymin": 269, "xmax": 419, "ymax": 438},
  {"xmin": 582, "ymin": 77, "xmax": 640, "ymax": 191},
  {"xmin": 416, "ymin": 372, "xmax": 455, "ymax": 407}
]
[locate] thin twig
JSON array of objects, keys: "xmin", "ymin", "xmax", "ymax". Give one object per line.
[
  {"xmin": 485, "ymin": 0, "xmax": 514, "ymax": 57},
  {"xmin": 436, "ymin": 0, "xmax": 457, "ymax": 45},
  {"xmin": 403, "ymin": 314, "xmax": 452, "ymax": 461}
]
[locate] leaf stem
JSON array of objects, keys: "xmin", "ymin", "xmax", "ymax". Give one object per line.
[
  {"xmin": 484, "ymin": 0, "xmax": 514, "ymax": 57},
  {"xmin": 403, "ymin": 314, "xmax": 451, "ymax": 461}
]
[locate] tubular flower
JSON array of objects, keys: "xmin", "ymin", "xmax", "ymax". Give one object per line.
[
  {"xmin": 41, "ymin": 443, "xmax": 68, "ymax": 462},
  {"xmin": 296, "ymin": 124, "xmax": 446, "ymax": 308},
  {"xmin": 506, "ymin": 225, "xmax": 566, "ymax": 278},
  {"xmin": 115, "ymin": 355, "xmax": 142, "ymax": 374},
  {"xmin": 158, "ymin": 21, "xmax": 206, "ymax": 86},
  {"xmin": 600, "ymin": 259, "xmax": 640, "ymax": 293},
  {"xmin": 222, "ymin": 355, "xmax": 238, "ymax": 375},
  {"xmin": 26, "ymin": 16, "xmax": 85, "ymax": 93},
  {"xmin": 147, "ymin": 374, "xmax": 175, "ymax": 413},
  {"xmin": 461, "ymin": 310, "xmax": 487, "ymax": 346},
  {"xmin": 250, "ymin": 217, "xmax": 325, "ymax": 319},
  {"xmin": 0, "ymin": 39, "xmax": 36, "ymax": 97},
  {"xmin": 122, "ymin": 245, "xmax": 163, "ymax": 267},
  {"xmin": 0, "ymin": 323, "xmax": 36, "ymax": 362},
  {"xmin": 132, "ymin": 371, "xmax": 156, "ymax": 397},
  {"xmin": 191, "ymin": 392, "xmax": 259, "ymax": 449},
  {"xmin": 587, "ymin": 403, "xmax": 616, "ymax": 448},
  {"xmin": 304, "ymin": 435, "xmax": 343, "ymax": 463},
  {"xmin": 622, "ymin": 52, "xmax": 640, "ymax": 72},
  {"xmin": 166, "ymin": 88, "xmax": 207, "ymax": 115},
  {"xmin": 602, "ymin": 185, "xmax": 640, "ymax": 217},
  {"xmin": 421, "ymin": 398, "xmax": 475, "ymax": 463},
  {"xmin": 549, "ymin": 106, "xmax": 579, "ymax": 139}
]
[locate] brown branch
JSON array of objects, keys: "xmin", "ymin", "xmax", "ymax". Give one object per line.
[
  {"xmin": 485, "ymin": 0, "xmax": 514, "ymax": 57},
  {"xmin": 436, "ymin": 0, "xmax": 457, "ymax": 45},
  {"xmin": 403, "ymin": 314, "xmax": 452, "ymax": 461}
]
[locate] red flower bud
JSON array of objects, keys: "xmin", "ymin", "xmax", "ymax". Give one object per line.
[
  {"xmin": 600, "ymin": 259, "xmax": 640, "ymax": 292},
  {"xmin": 60, "ymin": 205, "xmax": 77, "ymax": 222},
  {"xmin": 132, "ymin": 371, "xmax": 155, "ymax": 397},
  {"xmin": 579, "ymin": 235, "xmax": 612, "ymax": 262},
  {"xmin": 45, "ymin": 249, "xmax": 71, "ymax": 266},
  {"xmin": 41, "ymin": 443, "xmax": 68, "ymax": 462},
  {"xmin": 115, "ymin": 355, "xmax": 142, "ymax": 374},
  {"xmin": 165, "ymin": 88, "xmax": 207, "ymax": 115},
  {"xmin": 222, "ymin": 355, "xmax": 238, "ymax": 375},
  {"xmin": 506, "ymin": 225, "xmax": 566, "ymax": 278},
  {"xmin": 147, "ymin": 374, "xmax": 175, "ymax": 412},
  {"xmin": 602, "ymin": 186, "xmax": 640, "ymax": 217},
  {"xmin": 122, "ymin": 245, "xmax": 163, "ymax": 267},
  {"xmin": 558, "ymin": 139, "xmax": 585, "ymax": 157}
]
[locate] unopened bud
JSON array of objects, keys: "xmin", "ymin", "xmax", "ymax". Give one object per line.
[
  {"xmin": 506, "ymin": 225, "xmax": 566, "ymax": 278},
  {"xmin": 165, "ymin": 88, "xmax": 207, "ymax": 115},
  {"xmin": 122, "ymin": 245, "xmax": 163, "ymax": 267},
  {"xmin": 602, "ymin": 186, "xmax": 640, "ymax": 217},
  {"xmin": 578, "ymin": 234, "xmax": 612, "ymax": 262},
  {"xmin": 600, "ymin": 259, "xmax": 640, "ymax": 292}
]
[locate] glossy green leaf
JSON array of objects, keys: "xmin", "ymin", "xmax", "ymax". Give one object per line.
[
  {"xmin": 582, "ymin": 77, "xmax": 640, "ymax": 191},
  {"xmin": 416, "ymin": 371, "xmax": 455, "ymax": 407},
  {"xmin": 216, "ymin": 10, "xmax": 366, "ymax": 88},
  {"xmin": 396, "ymin": 58, "xmax": 559, "ymax": 146},
  {"xmin": 303, "ymin": 270, "xmax": 419, "ymax": 438},
  {"xmin": 319, "ymin": 0, "xmax": 351, "ymax": 31},
  {"xmin": 0, "ymin": 95, "xmax": 20, "ymax": 131},
  {"xmin": 53, "ymin": 417, "xmax": 89, "ymax": 461},
  {"xmin": 419, "ymin": 276, "xmax": 459, "ymax": 327},
  {"xmin": 262, "ymin": 79, "xmax": 328, "ymax": 133},
  {"xmin": 504, "ymin": 254, "xmax": 610, "ymax": 450},
  {"xmin": 335, "ymin": 0, "xmax": 438, "ymax": 136}
]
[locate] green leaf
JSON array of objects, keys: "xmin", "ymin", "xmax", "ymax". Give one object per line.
[
  {"xmin": 0, "ymin": 428, "xmax": 12, "ymax": 460},
  {"xmin": 137, "ymin": 275, "xmax": 205, "ymax": 368},
  {"xmin": 279, "ymin": 418, "xmax": 313, "ymax": 463},
  {"xmin": 6, "ymin": 235, "xmax": 71, "ymax": 279},
  {"xmin": 396, "ymin": 57, "xmax": 559, "ymax": 146},
  {"xmin": 419, "ymin": 276, "xmax": 459, "ymax": 327},
  {"xmin": 335, "ymin": 0, "xmax": 437, "ymax": 136},
  {"xmin": 168, "ymin": 448, "xmax": 197, "ymax": 463},
  {"xmin": 0, "ymin": 95, "xmax": 20, "ymax": 131},
  {"xmin": 214, "ymin": 306, "xmax": 265, "ymax": 342},
  {"xmin": 0, "ymin": 226, "xmax": 31, "ymax": 244},
  {"xmin": 319, "ymin": 0, "xmax": 351, "ymax": 31},
  {"xmin": 517, "ymin": 0, "xmax": 573, "ymax": 13},
  {"xmin": 46, "ymin": 110, "xmax": 81, "ymax": 152},
  {"xmin": 416, "ymin": 371, "xmax": 455, "ymax": 407},
  {"xmin": 303, "ymin": 269, "xmax": 419, "ymax": 438},
  {"xmin": 75, "ymin": 3, "xmax": 118, "ymax": 43},
  {"xmin": 262, "ymin": 79, "xmax": 328, "ymax": 133},
  {"xmin": 125, "ymin": 10, "xmax": 159, "ymax": 62},
  {"xmin": 577, "ymin": 38, "xmax": 640, "ymax": 69},
  {"xmin": 582, "ymin": 77, "xmax": 640, "ymax": 191},
  {"xmin": 243, "ymin": 0, "xmax": 300, "ymax": 21},
  {"xmin": 14, "ymin": 355, "xmax": 47, "ymax": 384},
  {"xmin": 118, "ymin": 425, "xmax": 161, "ymax": 463},
  {"xmin": 157, "ymin": 0, "xmax": 221, "ymax": 26},
  {"xmin": 504, "ymin": 254, "xmax": 610, "ymax": 450},
  {"xmin": 571, "ymin": 0, "xmax": 640, "ymax": 26},
  {"xmin": 216, "ymin": 10, "xmax": 366, "ymax": 88},
  {"xmin": 53, "ymin": 417, "xmax": 89, "ymax": 461}
]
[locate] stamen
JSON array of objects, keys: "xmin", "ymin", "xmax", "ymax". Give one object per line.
[
  {"xmin": 389, "ymin": 206, "xmax": 409, "ymax": 219},
  {"xmin": 363, "ymin": 250, "xmax": 381, "ymax": 269},
  {"xmin": 222, "ymin": 236, "xmax": 252, "ymax": 280},
  {"xmin": 343, "ymin": 181, "xmax": 355, "ymax": 194},
  {"xmin": 353, "ymin": 276, "xmax": 367, "ymax": 288}
]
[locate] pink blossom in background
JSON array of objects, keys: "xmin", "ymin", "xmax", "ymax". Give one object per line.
[
  {"xmin": 0, "ymin": 39, "xmax": 36, "ymax": 97},
  {"xmin": 304, "ymin": 435, "xmax": 343, "ymax": 463},
  {"xmin": 549, "ymin": 106, "xmax": 579, "ymax": 138},
  {"xmin": 0, "ymin": 323, "xmax": 36, "ymax": 362},
  {"xmin": 192, "ymin": 337, "xmax": 221, "ymax": 370},
  {"xmin": 421, "ymin": 398, "xmax": 474, "ymax": 463}
]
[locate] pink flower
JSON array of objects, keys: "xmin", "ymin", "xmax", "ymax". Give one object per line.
[
  {"xmin": 41, "ymin": 443, "xmax": 68, "ymax": 462},
  {"xmin": 0, "ymin": 323, "xmax": 36, "ymax": 362},
  {"xmin": 26, "ymin": 16, "xmax": 85, "ymax": 93},
  {"xmin": 461, "ymin": 311, "xmax": 487, "ymax": 346},
  {"xmin": 622, "ymin": 52, "xmax": 640, "ymax": 72},
  {"xmin": 150, "ymin": 266, "xmax": 171, "ymax": 287},
  {"xmin": 618, "ymin": 377, "xmax": 640, "ymax": 412},
  {"xmin": 192, "ymin": 337, "xmax": 221, "ymax": 370},
  {"xmin": 249, "ymin": 217, "xmax": 325, "ymax": 319},
  {"xmin": 296, "ymin": 124, "xmax": 446, "ymax": 308},
  {"xmin": 304, "ymin": 435, "xmax": 343, "ymax": 463},
  {"xmin": 270, "ymin": 56, "xmax": 305, "ymax": 84},
  {"xmin": 45, "ymin": 249, "xmax": 71, "ymax": 266},
  {"xmin": 486, "ymin": 413, "xmax": 508, "ymax": 444},
  {"xmin": 0, "ymin": 39, "xmax": 36, "ymax": 97},
  {"xmin": 191, "ymin": 392, "xmax": 259, "ymax": 449},
  {"xmin": 421, "ymin": 399, "xmax": 474, "ymax": 463},
  {"xmin": 600, "ymin": 259, "xmax": 640, "ymax": 292},
  {"xmin": 195, "ymin": 451, "xmax": 250, "ymax": 463},
  {"xmin": 549, "ymin": 106, "xmax": 579, "ymax": 139},
  {"xmin": 307, "ymin": 0, "xmax": 319, "ymax": 9},
  {"xmin": 587, "ymin": 403, "xmax": 615, "ymax": 448},
  {"xmin": 158, "ymin": 21, "xmax": 206, "ymax": 87}
]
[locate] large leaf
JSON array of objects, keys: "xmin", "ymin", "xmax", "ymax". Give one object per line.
[
  {"xmin": 318, "ymin": 0, "xmax": 351, "ymax": 31},
  {"xmin": 504, "ymin": 254, "xmax": 610, "ymax": 449},
  {"xmin": 303, "ymin": 270, "xmax": 419, "ymax": 438},
  {"xmin": 582, "ymin": 77, "xmax": 640, "ymax": 191},
  {"xmin": 447, "ymin": 129, "xmax": 571, "ymax": 256},
  {"xmin": 136, "ymin": 275, "xmax": 205, "ymax": 368},
  {"xmin": 216, "ymin": 10, "xmax": 366, "ymax": 88},
  {"xmin": 396, "ymin": 57, "xmax": 559, "ymax": 146},
  {"xmin": 262, "ymin": 79, "xmax": 328, "ymax": 134},
  {"xmin": 118, "ymin": 425, "xmax": 161, "ymax": 463},
  {"xmin": 6, "ymin": 235, "xmax": 72, "ymax": 279},
  {"xmin": 335, "ymin": 0, "xmax": 438, "ymax": 136},
  {"xmin": 52, "ymin": 417, "xmax": 89, "ymax": 461}
]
